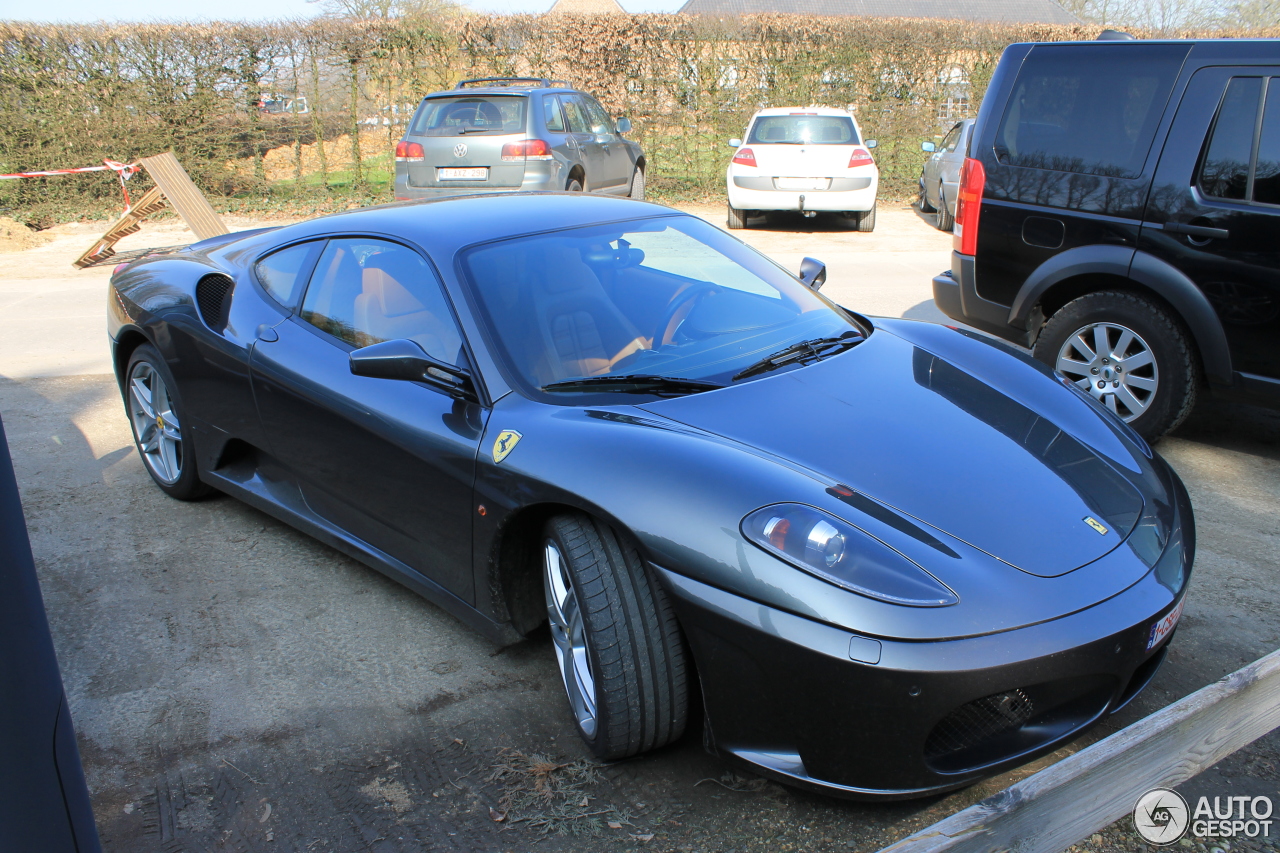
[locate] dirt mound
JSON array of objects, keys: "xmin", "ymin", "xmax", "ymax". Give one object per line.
[{"xmin": 0, "ymin": 217, "xmax": 52, "ymax": 253}]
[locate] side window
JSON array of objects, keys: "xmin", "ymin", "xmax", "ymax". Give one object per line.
[
  {"xmin": 543, "ymin": 95, "xmax": 566, "ymax": 133},
  {"xmin": 993, "ymin": 43, "xmax": 1188, "ymax": 178},
  {"xmin": 1198, "ymin": 77, "xmax": 1263, "ymax": 201},
  {"xmin": 562, "ymin": 97, "xmax": 590, "ymax": 134},
  {"xmin": 1252, "ymin": 80, "xmax": 1280, "ymax": 205},
  {"xmin": 299, "ymin": 238, "xmax": 464, "ymax": 366},
  {"xmin": 255, "ymin": 242, "xmax": 319, "ymax": 307},
  {"xmin": 581, "ymin": 97, "xmax": 616, "ymax": 135},
  {"xmin": 942, "ymin": 123, "xmax": 963, "ymax": 152}
]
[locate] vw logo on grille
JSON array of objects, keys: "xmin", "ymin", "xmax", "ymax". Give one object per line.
[{"xmin": 453, "ymin": 143, "xmax": 468, "ymax": 158}]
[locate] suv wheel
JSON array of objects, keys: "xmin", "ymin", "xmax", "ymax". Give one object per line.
[
  {"xmin": 567, "ymin": 177, "xmax": 584, "ymax": 192},
  {"xmin": 1034, "ymin": 291, "xmax": 1198, "ymax": 440},
  {"xmin": 936, "ymin": 188, "xmax": 954, "ymax": 232}
]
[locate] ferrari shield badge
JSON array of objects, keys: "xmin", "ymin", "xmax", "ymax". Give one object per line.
[
  {"xmin": 1083, "ymin": 516, "xmax": 1108, "ymax": 535},
  {"xmin": 492, "ymin": 430, "xmax": 522, "ymax": 464}
]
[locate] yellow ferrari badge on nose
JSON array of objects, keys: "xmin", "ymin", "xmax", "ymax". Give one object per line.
[
  {"xmin": 1084, "ymin": 516, "xmax": 1108, "ymax": 535},
  {"xmin": 492, "ymin": 430, "xmax": 522, "ymax": 464}
]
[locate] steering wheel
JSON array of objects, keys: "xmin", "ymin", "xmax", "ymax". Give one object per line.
[{"xmin": 652, "ymin": 284, "xmax": 716, "ymax": 352}]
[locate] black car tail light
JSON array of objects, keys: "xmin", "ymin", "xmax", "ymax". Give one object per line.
[
  {"xmin": 195, "ymin": 273, "xmax": 234, "ymax": 331},
  {"xmin": 953, "ymin": 156, "xmax": 986, "ymax": 256}
]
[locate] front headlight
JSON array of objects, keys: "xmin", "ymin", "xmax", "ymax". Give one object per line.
[{"xmin": 742, "ymin": 504, "xmax": 958, "ymax": 607}]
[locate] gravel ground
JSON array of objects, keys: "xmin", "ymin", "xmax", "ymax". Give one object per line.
[{"xmin": 2, "ymin": 200, "xmax": 1278, "ymax": 852}]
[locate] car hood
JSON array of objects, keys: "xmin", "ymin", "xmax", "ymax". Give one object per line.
[{"xmin": 639, "ymin": 322, "xmax": 1147, "ymax": 579}]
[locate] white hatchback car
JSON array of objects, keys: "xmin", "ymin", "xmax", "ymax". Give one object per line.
[{"xmin": 725, "ymin": 107, "xmax": 879, "ymax": 231}]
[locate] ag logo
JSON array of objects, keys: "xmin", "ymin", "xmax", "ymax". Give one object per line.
[
  {"xmin": 492, "ymin": 430, "xmax": 522, "ymax": 464},
  {"xmin": 453, "ymin": 143, "xmax": 468, "ymax": 158},
  {"xmin": 1134, "ymin": 788, "xmax": 1190, "ymax": 845}
]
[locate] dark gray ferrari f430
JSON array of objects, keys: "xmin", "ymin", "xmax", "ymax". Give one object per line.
[{"xmin": 108, "ymin": 193, "xmax": 1193, "ymax": 798}]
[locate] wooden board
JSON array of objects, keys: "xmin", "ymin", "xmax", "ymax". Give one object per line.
[
  {"xmin": 139, "ymin": 152, "xmax": 228, "ymax": 241},
  {"xmin": 72, "ymin": 186, "xmax": 167, "ymax": 269},
  {"xmin": 878, "ymin": 647, "xmax": 1280, "ymax": 853}
]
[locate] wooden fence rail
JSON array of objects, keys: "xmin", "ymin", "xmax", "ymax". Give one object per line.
[{"xmin": 878, "ymin": 647, "xmax": 1280, "ymax": 853}]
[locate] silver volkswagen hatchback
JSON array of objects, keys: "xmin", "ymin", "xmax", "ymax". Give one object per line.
[{"xmin": 393, "ymin": 78, "xmax": 646, "ymax": 201}]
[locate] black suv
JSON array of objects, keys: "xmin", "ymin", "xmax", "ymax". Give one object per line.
[{"xmin": 933, "ymin": 39, "xmax": 1280, "ymax": 439}]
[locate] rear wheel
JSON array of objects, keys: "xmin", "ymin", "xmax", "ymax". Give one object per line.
[
  {"xmin": 629, "ymin": 166, "xmax": 645, "ymax": 200},
  {"xmin": 936, "ymin": 188, "xmax": 955, "ymax": 232},
  {"xmin": 727, "ymin": 203, "xmax": 748, "ymax": 230},
  {"xmin": 1034, "ymin": 291, "xmax": 1198, "ymax": 440},
  {"xmin": 855, "ymin": 201, "xmax": 877, "ymax": 232},
  {"xmin": 124, "ymin": 344, "xmax": 210, "ymax": 500},
  {"xmin": 566, "ymin": 177, "xmax": 584, "ymax": 192},
  {"xmin": 542, "ymin": 513, "xmax": 688, "ymax": 760}
]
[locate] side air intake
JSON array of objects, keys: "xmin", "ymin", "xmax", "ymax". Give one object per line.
[{"xmin": 195, "ymin": 273, "xmax": 234, "ymax": 330}]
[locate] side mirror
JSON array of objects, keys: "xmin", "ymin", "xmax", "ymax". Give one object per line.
[
  {"xmin": 799, "ymin": 257, "xmax": 827, "ymax": 291},
  {"xmin": 865, "ymin": 139, "xmax": 878, "ymax": 149},
  {"xmin": 728, "ymin": 138, "xmax": 742, "ymax": 148},
  {"xmin": 615, "ymin": 117, "xmax": 632, "ymax": 133},
  {"xmin": 350, "ymin": 338, "xmax": 477, "ymax": 402},
  {"xmin": 921, "ymin": 141, "xmax": 936, "ymax": 152}
]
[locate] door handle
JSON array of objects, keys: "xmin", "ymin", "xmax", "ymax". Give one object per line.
[{"xmin": 1162, "ymin": 221, "xmax": 1229, "ymax": 240}]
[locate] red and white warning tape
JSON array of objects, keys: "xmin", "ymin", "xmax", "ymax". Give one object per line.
[{"xmin": 0, "ymin": 159, "xmax": 142, "ymax": 210}]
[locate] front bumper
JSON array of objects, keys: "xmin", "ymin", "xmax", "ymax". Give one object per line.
[
  {"xmin": 727, "ymin": 175, "xmax": 877, "ymax": 213},
  {"xmin": 656, "ymin": 513, "xmax": 1191, "ymax": 798}
]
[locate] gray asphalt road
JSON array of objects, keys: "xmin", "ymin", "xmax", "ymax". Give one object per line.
[{"xmin": 3, "ymin": 204, "xmax": 1279, "ymax": 852}]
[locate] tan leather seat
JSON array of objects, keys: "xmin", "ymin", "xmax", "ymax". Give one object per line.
[{"xmin": 354, "ymin": 254, "xmax": 460, "ymax": 363}]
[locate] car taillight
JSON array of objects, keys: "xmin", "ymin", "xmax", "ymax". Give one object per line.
[
  {"xmin": 954, "ymin": 157, "xmax": 986, "ymax": 256},
  {"xmin": 112, "ymin": 262, "xmax": 130, "ymax": 276},
  {"xmin": 395, "ymin": 141, "xmax": 424, "ymax": 162},
  {"xmin": 848, "ymin": 148, "xmax": 874, "ymax": 168},
  {"xmin": 732, "ymin": 147, "xmax": 756, "ymax": 167},
  {"xmin": 501, "ymin": 139, "xmax": 553, "ymax": 161}
]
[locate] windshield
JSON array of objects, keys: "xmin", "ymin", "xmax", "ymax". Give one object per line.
[
  {"xmin": 460, "ymin": 216, "xmax": 863, "ymax": 402},
  {"xmin": 747, "ymin": 115, "xmax": 860, "ymax": 145},
  {"xmin": 410, "ymin": 96, "xmax": 526, "ymax": 137}
]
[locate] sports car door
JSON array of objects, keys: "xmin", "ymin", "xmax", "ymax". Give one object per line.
[{"xmin": 249, "ymin": 236, "xmax": 486, "ymax": 602}]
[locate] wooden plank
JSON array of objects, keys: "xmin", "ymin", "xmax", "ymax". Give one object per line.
[
  {"xmin": 73, "ymin": 186, "xmax": 167, "ymax": 269},
  {"xmin": 139, "ymin": 152, "xmax": 228, "ymax": 241},
  {"xmin": 878, "ymin": 648, "xmax": 1280, "ymax": 853}
]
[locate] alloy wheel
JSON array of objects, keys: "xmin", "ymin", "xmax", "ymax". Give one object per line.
[
  {"xmin": 128, "ymin": 360, "xmax": 184, "ymax": 484},
  {"xmin": 1055, "ymin": 321, "xmax": 1159, "ymax": 422},
  {"xmin": 543, "ymin": 540, "xmax": 598, "ymax": 738}
]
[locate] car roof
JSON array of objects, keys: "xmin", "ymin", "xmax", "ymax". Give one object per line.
[
  {"xmin": 751, "ymin": 106, "xmax": 855, "ymax": 118},
  {"xmin": 421, "ymin": 87, "xmax": 577, "ymax": 99},
  {"xmin": 254, "ymin": 193, "xmax": 684, "ymax": 259}
]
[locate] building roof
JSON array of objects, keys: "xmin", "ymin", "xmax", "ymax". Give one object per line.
[
  {"xmin": 547, "ymin": 0, "xmax": 627, "ymax": 13},
  {"xmin": 675, "ymin": 0, "xmax": 1079, "ymax": 24}
]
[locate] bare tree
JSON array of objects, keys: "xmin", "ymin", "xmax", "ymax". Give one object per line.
[{"xmin": 308, "ymin": 0, "xmax": 469, "ymax": 23}]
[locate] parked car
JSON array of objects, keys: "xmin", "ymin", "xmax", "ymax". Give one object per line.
[
  {"xmin": 934, "ymin": 38, "xmax": 1280, "ymax": 440},
  {"xmin": 918, "ymin": 118, "xmax": 974, "ymax": 231},
  {"xmin": 725, "ymin": 107, "xmax": 879, "ymax": 231},
  {"xmin": 393, "ymin": 77, "xmax": 645, "ymax": 201},
  {"xmin": 109, "ymin": 192, "xmax": 1191, "ymax": 800}
]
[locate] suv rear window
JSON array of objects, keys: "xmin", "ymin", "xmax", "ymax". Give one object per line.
[
  {"xmin": 747, "ymin": 115, "xmax": 860, "ymax": 145},
  {"xmin": 994, "ymin": 44, "xmax": 1188, "ymax": 179},
  {"xmin": 410, "ymin": 96, "xmax": 526, "ymax": 137}
]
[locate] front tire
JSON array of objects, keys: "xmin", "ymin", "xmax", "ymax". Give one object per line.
[
  {"xmin": 629, "ymin": 166, "xmax": 645, "ymax": 200},
  {"xmin": 542, "ymin": 513, "xmax": 688, "ymax": 760},
  {"xmin": 918, "ymin": 179, "xmax": 935, "ymax": 213},
  {"xmin": 727, "ymin": 203, "xmax": 747, "ymax": 230},
  {"xmin": 1033, "ymin": 291, "xmax": 1199, "ymax": 440},
  {"xmin": 124, "ymin": 344, "xmax": 210, "ymax": 500}
]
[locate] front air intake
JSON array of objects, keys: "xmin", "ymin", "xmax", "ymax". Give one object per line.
[{"xmin": 195, "ymin": 273, "xmax": 234, "ymax": 330}]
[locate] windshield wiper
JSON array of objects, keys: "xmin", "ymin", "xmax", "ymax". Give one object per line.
[
  {"xmin": 541, "ymin": 374, "xmax": 724, "ymax": 396},
  {"xmin": 732, "ymin": 331, "xmax": 864, "ymax": 381}
]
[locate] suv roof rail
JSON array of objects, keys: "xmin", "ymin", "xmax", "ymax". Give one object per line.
[{"xmin": 454, "ymin": 77, "xmax": 571, "ymax": 89}]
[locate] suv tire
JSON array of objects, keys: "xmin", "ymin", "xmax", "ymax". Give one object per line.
[{"xmin": 1034, "ymin": 291, "xmax": 1199, "ymax": 440}]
